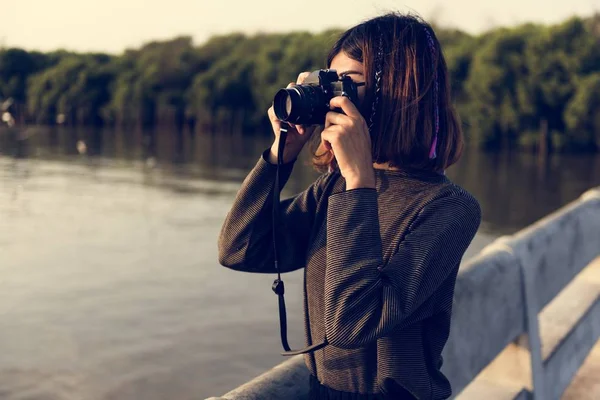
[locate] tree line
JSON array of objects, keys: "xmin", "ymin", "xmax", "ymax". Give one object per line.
[{"xmin": 1, "ymin": 15, "xmax": 599, "ymax": 152}]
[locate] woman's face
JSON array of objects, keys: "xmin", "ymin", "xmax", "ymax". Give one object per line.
[{"xmin": 329, "ymin": 52, "xmax": 366, "ymax": 105}]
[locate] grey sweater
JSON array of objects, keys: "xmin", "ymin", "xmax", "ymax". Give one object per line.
[{"xmin": 218, "ymin": 149, "xmax": 481, "ymax": 399}]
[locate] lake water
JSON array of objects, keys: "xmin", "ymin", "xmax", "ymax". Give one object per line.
[{"xmin": 1, "ymin": 126, "xmax": 599, "ymax": 399}]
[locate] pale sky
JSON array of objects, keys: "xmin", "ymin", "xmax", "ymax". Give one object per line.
[{"xmin": 2, "ymin": 0, "xmax": 599, "ymax": 54}]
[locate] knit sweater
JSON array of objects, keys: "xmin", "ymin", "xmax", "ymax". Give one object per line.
[{"xmin": 218, "ymin": 148, "xmax": 481, "ymax": 399}]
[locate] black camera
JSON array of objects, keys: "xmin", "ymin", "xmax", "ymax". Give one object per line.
[{"xmin": 272, "ymin": 69, "xmax": 361, "ymax": 125}]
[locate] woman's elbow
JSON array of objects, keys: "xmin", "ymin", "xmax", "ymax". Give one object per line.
[
  {"xmin": 217, "ymin": 238, "xmax": 246, "ymax": 270},
  {"xmin": 217, "ymin": 251, "xmax": 235, "ymax": 269}
]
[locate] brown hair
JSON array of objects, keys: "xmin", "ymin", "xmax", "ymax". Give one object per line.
[{"xmin": 310, "ymin": 13, "xmax": 463, "ymax": 173}]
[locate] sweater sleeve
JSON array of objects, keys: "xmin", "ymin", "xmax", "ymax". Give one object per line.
[
  {"xmin": 324, "ymin": 188, "xmax": 481, "ymax": 349},
  {"xmin": 218, "ymin": 148, "xmax": 326, "ymax": 274}
]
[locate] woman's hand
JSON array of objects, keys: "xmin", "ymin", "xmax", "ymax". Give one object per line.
[
  {"xmin": 321, "ymin": 96, "xmax": 375, "ymax": 190},
  {"xmin": 267, "ymin": 72, "xmax": 318, "ymax": 164}
]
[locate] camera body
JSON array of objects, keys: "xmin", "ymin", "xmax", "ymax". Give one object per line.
[{"xmin": 273, "ymin": 69, "xmax": 360, "ymax": 125}]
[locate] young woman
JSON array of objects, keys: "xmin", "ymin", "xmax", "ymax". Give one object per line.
[{"xmin": 218, "ymin": 13, "xmax": 481, "ymax": 400}]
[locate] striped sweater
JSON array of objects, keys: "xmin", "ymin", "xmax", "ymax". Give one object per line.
[{"xmin": 218, "ymin": 149, "xmax": 481, "ymax": 399}]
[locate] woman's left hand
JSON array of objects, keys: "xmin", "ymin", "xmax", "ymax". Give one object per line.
[{"xmin": 321, "ymin": 96, "xmax": 376, "ymax": 190}]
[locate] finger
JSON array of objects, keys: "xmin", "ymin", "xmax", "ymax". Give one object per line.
[
  {"xmin": 288, "ymin": 123, "xmax": 303, "ymax": 134},
  {"xmin": 329, "ymin": 96, "xmax": 361, "ymax": 119},
  {"xmin": 269, "ymin": 106, "xmax": 297, "ymax": 133},
  {"xmin": 268, "ymin": 106, "xmax": 279, "ymax": 123},
  {"xmin": 321, "ymin": 125, "xmax": 342, "ymax": 145},
  {"xmin": 321, "ymin": 136, "xmax": 333, "ymax": 152},
  {"xmin": 315, "ymin": 138, "xmax": 331, "ymax": 153},
  {"xmin": 286, "ymin": 81, "xmax": 295, "ymax": 88},
  {"xmin": 325, "ymin": 111, "xmax": 350, "ymax": 129},
  {"xmin": 297, "ymin": 71, "xmax": 310, "ymax": 85}
]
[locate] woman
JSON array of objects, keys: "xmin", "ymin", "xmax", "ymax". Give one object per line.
[{"xmin": 218, "ymin": 13, "xmax": 481, "ymax": 400}]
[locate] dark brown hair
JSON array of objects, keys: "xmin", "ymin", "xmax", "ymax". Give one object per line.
[{"xmin": 310, "ymin": 13, "xmax": 463, "ymax": 173}]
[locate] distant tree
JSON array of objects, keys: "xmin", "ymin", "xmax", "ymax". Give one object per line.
[
  {"xmin": 0, "ymin": 48, "xmax": 50, "ymax": 121},
  {"xmin": 106, "ymin": 36, "xmax": 201, "ymax": 130},
  {"xmin": 1, "ymin": 15, "xmax": 598, "ymax": 153},
  {"xmin": 564, "ymin": 73, "xmax": 600, "ymax": 151},
  {"xmin": 463, "ymin": 24, "xmax": 540, "ymax": 149},
  {"xmin": 27, "ymin": 55, "xmax": 114, "ymax": 125}
]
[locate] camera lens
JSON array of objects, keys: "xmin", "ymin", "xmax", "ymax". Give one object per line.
[
  {"xmin": 273, "ymin": 85, "xmax": 325, "ymax": 125},
  {"xmin": 274, "ymin": 88, "xmax": 300, "ymax": 122},
  {"xmin": 285, "ymin": 96, "xmax": 292, "ymax": 116}
]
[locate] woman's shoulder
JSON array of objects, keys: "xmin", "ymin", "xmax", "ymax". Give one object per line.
[
  {"xmin": 437, "ymin": 181, "xmax": 479, "ymax": 203},
  {"xmin": 425, "ymin": 182, "xmax": 482, "ymax": 224}
]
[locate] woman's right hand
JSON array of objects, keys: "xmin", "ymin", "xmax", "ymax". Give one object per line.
[{"xmin": 267, "ymin": 72, "xmax": 318, "ymax": 164}]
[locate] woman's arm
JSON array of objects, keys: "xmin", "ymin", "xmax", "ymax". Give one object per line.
[
  {"xmin": 218, "ymin": 148, "xmax": 326, "ymax": 274},
  {"xmin": 323, "ymin": 189, "xmax": 481, "ymax": 349}
]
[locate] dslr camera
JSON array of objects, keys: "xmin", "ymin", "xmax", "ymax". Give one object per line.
[{"xmin": 273, "ymin": 69, "xmax": 361, "ymax": 125}]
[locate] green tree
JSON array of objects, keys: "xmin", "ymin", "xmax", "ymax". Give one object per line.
[
  {"xmin": 564, "ymin": 73, "xmax": 600, "ymax": 150},
  {"xmin": 463, "ymin": 24, "xmax": 540, "ymax": 149},
  {"xmin": 27, "ymin": 55, "xmax": 114, "ymax": 125},
  {"xmin": 1, "ymin": 15, "xmax": 598, "ymax": 153},
  {"xmin": 0, "ymin": 48, "xmax": 50, "ymax": 121},
  {"xmin": 106, "ymin": 36, "xmax": 202, "ymax": 129}
]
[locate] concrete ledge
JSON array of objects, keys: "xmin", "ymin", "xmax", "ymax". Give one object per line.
[
  {"xmin": 544, "ymin": 297, "xmax": 600, "ymax": 399},
  {"xmin": 504, "ymin": 188, "xmax": 600, "ymax": 312},
  {"xmin": 581, "ymin": 187, "xmax": 600, "ymax": 202},
  {"xmin": 442, "ymin": 248, "xmax": 525, "ymax": 394},
  {"xmin": 455, "ymin": 378, "xmax": 526, "ymax": 400},
  {"xmin": 213, "ymin": 355, "xmax": 308, "ymax": 400},
  {"xmin": 562, "ymin": 339, "xmax": 600, "ymax": 399},
  {"xmin": 457, "ymin": 257, "xmax": 600, "ymax": 400},
  {"xmin": 537, "ymin": 256, "xmax": 600, "ymax": 398},
  {"xmin": 539, "ymin": 258, "xmax": 600, "ymax": 360},
  {"xmin": 513, "ymin": 389, "xmax": 532, "ymax": 400},
  {"xmin": 456, "ymin": 341, "xmax": 531, "ymax": 400}
]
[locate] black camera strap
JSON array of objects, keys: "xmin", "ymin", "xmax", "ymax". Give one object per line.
[{"xmin": 272, "ymin": 122, "xmax": 328, "ymax": 356}]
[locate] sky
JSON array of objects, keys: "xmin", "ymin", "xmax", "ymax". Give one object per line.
[{"xmin": 2, "ymin": 0, "xmax": 599, "ymax": 54}]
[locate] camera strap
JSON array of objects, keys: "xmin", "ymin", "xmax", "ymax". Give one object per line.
[{"xmin": 272, "ymin": 122, "xmax": 328, "ymax": 356}]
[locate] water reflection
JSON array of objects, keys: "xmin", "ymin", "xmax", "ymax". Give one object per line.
[
  {"xmin": 448, "ymin": 148, "xmax": 600, "ymax": 233},
  {"xmin": 1, "ymin": 125, "xmax": 600, "ymax": 235}
]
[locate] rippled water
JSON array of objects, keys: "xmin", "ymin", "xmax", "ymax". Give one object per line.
[{"xmin": 0, "ymin": 126, "xmax": 598, "ymax": 399}]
